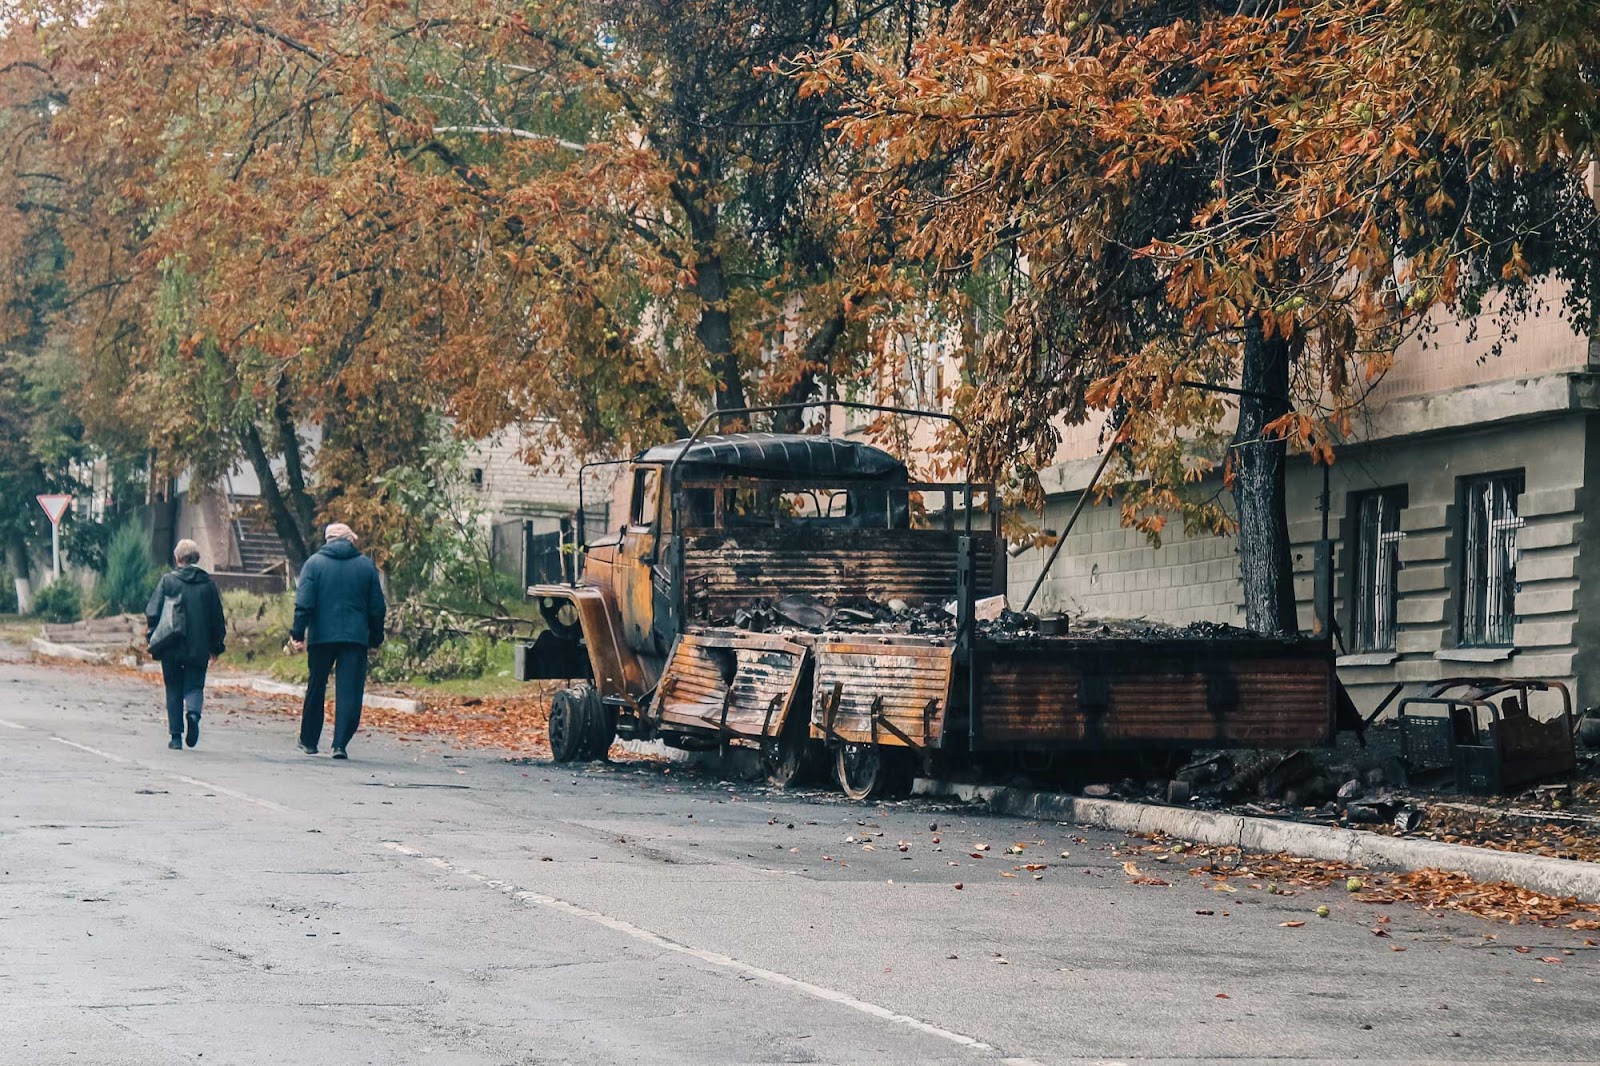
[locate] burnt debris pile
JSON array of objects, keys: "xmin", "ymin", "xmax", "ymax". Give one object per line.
[{"xmin": 714, "ymin": 593, "xmax": 1269, "ymax": 643}]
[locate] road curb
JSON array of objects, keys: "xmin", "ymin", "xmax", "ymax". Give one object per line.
[
  {"xmin": 30, "ymin": 637, "xmax": 110, "ymax": 664},
  {"xmin": 914, "ymin": 779, "xmax": 1600, "ymax": 903},
  {"xmin": 29, "ymin": 638, "xmax": 424, "ymax": 713},
  {"xmin": 206, "ymin": 676, "xmax": 424, "ymax": 714}
]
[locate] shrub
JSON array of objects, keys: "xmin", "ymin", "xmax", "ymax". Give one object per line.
[
  {"xmin": 31, "ymin": 580, "xmax": 82, "ymax": 623},
  {"xmin": 100, "ymin": 523, "xmax": 158, "ymax": 615},
  {"xmin": 369, "ymin": 632, "xmax": 496, "ymax": 683},
  {"xmin": 0, "ymin": 571, "xmax": 16, "ymax": 615}
]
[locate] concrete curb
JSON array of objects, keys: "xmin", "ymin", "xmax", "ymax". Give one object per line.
[
  {"xmin": 30, "ymin": 637, "xmax": 110, "ymax": 664},
  {"xmin": 206, "ymin": 676, "xmax": 424, "ymax": 714},
  {"xmin": 30, "ymin": 639, "xmax": 424, "ymax": 714},
  {"xmin": 914, "ymin": 779, "xmax": 1600, "ymax": 903}
]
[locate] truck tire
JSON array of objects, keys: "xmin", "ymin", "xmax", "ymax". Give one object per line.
[
  {"xmin": 834, "ymin": 742, "xmax": 912, "ymax": 801},
  {"xmin": 579, "ymin": 687, "xmax": 617, "ymax": 761},
  {"xmin": 550, "ymin": 686, "xmax": 592, "ymax": 763},
  {"xmin": 763, "ymin": 701, "xmax": 821, "ymax": 788}
]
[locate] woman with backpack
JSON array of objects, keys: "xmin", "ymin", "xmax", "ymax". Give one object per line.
[{"xmin": 145, "ymin": 539, "xmax": 228, "ymax": 750}]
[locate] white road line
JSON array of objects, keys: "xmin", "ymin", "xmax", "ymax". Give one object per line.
[
  {"xmin": 46, "ymin": 734, "xmax": 296, "ymax": 813},
  {"xmin": 51, "ymin": 736, "xmax": 129, "ymax": 762},
  {"xmin": 168, "ymin": 774, "xmax": 296, "ymax": 814},
  {"xmin": 383, "ymin": 842, "xmax": 1041, "ymax": 1063},
  {"xmin": 0, "ymin": 717, "xmax": 26, "ymax": 729}
]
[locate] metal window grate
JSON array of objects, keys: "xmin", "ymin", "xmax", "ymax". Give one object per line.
[
  {"xmin": 1462, "ymin": 475, "xmax": 1523, "ymax": 646},
  {"xmin": 1352, "ymin": 491, "xmax": 1405, "ymax": 651}
]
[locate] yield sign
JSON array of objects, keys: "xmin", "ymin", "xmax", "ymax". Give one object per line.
[{"xmin": 36, "ymin": 494, "xmax": 72, "ymax": 525}]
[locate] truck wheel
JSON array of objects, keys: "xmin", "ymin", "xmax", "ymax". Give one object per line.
[
  {"xmin": 549, "ymin": 687, "xmax": 589, "ymax": 763},
  {"xmin": 835, "ymin": 742, "xmax": 887, "ymax": 801},
  {"xmin": 763, "ymin": 708, "xmax": 820, "ymax": 789},
  {"xmin": 580, "ymin": 688, "xmax": 617, "ymax": 761}
]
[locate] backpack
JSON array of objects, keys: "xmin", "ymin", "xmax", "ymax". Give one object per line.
[{"xmin": 148, "ymin": 580, "xmax": 189, "ymax": 659}]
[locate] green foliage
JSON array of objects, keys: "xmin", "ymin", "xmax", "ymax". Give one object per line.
[
  {"xmin": 0, "ymin": 569, "xmax": 16, "ymax": 614},
  {"xmin": 30, "ymin": 579, "xmax": 80, "ymax": 623},
  {"xmin": 99, "ymin": 522, "xmax": 157, "ymax": 615},
  {"xmin": 368, "ymin": 631, "xmax": 497, "ymax": 684},
  {"xmin": 370, "ymin": 421, "xmax": 500, "ymax": 606},
  {"xmin": 58, "ymin": 516, "xmax": 110, "ymax": 573}
]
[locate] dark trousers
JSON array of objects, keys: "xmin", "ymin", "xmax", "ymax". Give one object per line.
[
  {"xmin": 160, "ymin": 659, "xmax": 207, "ymax": 739},
  {"xmin": 300, "ymin": 642, "xmax": 368, "ymax": 750}
]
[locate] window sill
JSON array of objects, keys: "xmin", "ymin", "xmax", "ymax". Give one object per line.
[
  {"xmin": 1434, "ymin": 646, "xmax": 1517, "ymax": 664},
  {"xmin": 1338, "ymin": 652, "xmax": 1399, "ymax": 668}
]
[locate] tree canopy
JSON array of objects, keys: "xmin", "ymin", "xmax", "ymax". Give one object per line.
[
  {"xmin": 802, "ymin": 0, "xmax": 1600, "ymax": 630},
  {"xmin": 0, "ymin": 0, "xmax": 927, "ymax": 566}
]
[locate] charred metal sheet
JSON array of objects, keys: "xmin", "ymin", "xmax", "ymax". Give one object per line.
[
  {"xmin": 682, "ymin": 528, "xmax": 998, "ymax": 619},
  {"xmin": 1398, "ymin": 678, "xmax": 1576, "ymax": 794},
  {"xmin": 655, "ymin": 630, "xmax": 809, "ymax": 739},
  {"xmin": 528, "ymin": 584, "xmax": 654, "ymax": 704},
  {"xmin": 975, "ymin": 638, "xmax": 1334, "ymax": 749},
  {"xmin": 640, "ymin": 432, "xmax": 906, "ymax": 480},
  {"xmin": 811, "ymin": 637, "xmax": 955, "ymax": 749}
]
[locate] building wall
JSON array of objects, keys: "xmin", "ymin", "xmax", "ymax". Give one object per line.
[
  {"xmin": 1010, "ymin": 412, "xmax": 1595, "ymax": 717},
  {"xmin": 1008, "ymin": 495, "xmax": 1245, "ymax": 627},
  {"xmin": 172, "ymin": 490, "xmax": 238, "ymax": 573}
]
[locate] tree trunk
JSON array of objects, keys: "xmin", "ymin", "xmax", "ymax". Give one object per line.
[
  {"xmin": 771, "ymin": 310, "xmax": 847, "ymax": 433},
  {"xmin": 240, "ymin": 423, "xmax": 311, "ymax": 569},
  {"xmin": 6, "ymin": 534, "xmax": 32, "ymax": 614},
  {"xmin": 686, "ymin": 203, "xmax": 746, "ymax": 428},
  {"xmin": 273, "ymin": 388, "xmax": 319, "ymax": 537},
  {"xmin": 1231, "ymin": 320, "xmax": 1299, "ymax": 635}
]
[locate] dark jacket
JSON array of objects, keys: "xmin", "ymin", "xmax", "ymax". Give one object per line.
[
  {"xmin": 291, "ymin": 539, "xmax": 387, "ymax": 647},
  {"xmin": 145, "ymin": 566, "xmax": 227, "ymax": 665}
]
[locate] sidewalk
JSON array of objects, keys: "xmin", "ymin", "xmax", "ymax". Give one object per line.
[{"xmin": 27, "ymin": 632, "xmax": 423, "ymax": 712}]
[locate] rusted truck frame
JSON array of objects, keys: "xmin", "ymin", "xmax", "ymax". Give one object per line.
[{"xmin": 517, "ymin": 401, "xmax": 1336, "ymax": 799}]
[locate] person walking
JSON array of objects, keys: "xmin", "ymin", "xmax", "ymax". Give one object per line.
[
  {"xmin": 145, "ymin": 539, "xmax": 228, "ymax": 750},
  {"xmin": 290, "ymin": 523, "xmax": 386, "ymax": 759}
]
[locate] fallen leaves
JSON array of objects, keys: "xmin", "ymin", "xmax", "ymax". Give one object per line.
[
  {"xmin": 1121, "ymin": 860, "xmax": 1172, "ymax": 886},
  {"xmin": 1279, "ymin": 920, "xmax": 1306, "ymax": 928}
]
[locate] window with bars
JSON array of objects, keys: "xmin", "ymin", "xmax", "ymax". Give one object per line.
[
  {"xmin": 1349, "ymin": 488, "xmax": 1406, "ymax": 651},
  {"xmin": 1459, "ymin": 472, "xmax": 1525, "ymax": 646}
]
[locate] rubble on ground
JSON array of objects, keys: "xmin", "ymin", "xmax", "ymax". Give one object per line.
[{"xmin": 1082, "ymin": 725, "xmax": 1600, "ymax": 862}]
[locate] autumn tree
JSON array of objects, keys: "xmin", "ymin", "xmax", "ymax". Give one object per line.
[
  {"xmin": 806, "ymin": 0, "xmax": 1600, "ymax": 632},
  {"xmin": 0, "ymin": 1, "xmax": 937, "ymax": 572}
]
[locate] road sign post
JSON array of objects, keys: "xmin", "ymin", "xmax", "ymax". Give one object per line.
[{"xmin": 36, "ymin": 495, "xmax": 73, "ymax": 583}]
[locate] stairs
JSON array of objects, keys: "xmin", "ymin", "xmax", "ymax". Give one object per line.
[{"xmin": 231, "ymin": 505, "xmax": 290, "ymax": 574}]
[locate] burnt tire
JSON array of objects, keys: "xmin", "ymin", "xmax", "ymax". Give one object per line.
[
  {"xmin": 834, "ymin": 742, "xmax": 912, "ymax": 802},
  {"xmin": 580, "ymin": 690, "xmax": 617, "ymax": 761},
  {"xmin": 550, "ymin": 685, "xmax": 604, "ymax": 763},
  {"xmin": 762, "ymin": 709, "xmax": 821, "ymax": 789}
]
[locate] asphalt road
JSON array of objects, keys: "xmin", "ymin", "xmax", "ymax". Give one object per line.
[{"xmin": 2, "ymin": 659, "xmax": 1597, "ymax": 1065}]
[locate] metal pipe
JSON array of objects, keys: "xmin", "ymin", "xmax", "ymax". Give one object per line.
[{"xmin": 1020, "ymin": 433, "xmax": 1123, "ymax": 613}]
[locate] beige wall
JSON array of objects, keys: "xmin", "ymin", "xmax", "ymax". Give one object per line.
[{"xmin": 1010, "ymin": 414, "xmax": 1596, "ymax": 717}]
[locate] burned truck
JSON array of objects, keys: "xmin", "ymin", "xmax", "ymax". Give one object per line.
[{"xmin": 516, "ymin": 404, "xmax": 1338, "ymax": 799}]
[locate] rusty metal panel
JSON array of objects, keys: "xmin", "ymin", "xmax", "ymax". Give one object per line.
[
  {"xmin": 655, "ymin": 630, "xmax": 809, "ymax": 739},
  {"xmin": 811, "ymin": 637, "xmax": 955, "ymax": 749},
  {"xmin": 976, "ymin": 639, "xmax": 1335, "ymax": 749},
  {"xmin": 528, "ymin": 584, "xmax": 655, "ymax": 703},
  {"xmin": 682, "ymin": 528, "xmax": 997, "ymax": 619}
]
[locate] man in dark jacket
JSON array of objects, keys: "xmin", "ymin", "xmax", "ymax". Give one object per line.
[
  {"xmin": 145, "ymin": 539, "xmax": 228, "ymax": 750},
  {"xmin": 290, "ymin": 523, "xmax": 386, "ymax": 759}
]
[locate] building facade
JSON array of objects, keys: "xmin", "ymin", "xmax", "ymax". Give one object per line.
[{"xmin": 1009, "ymin": 289, "xmax": 1600, "ymax": 717}]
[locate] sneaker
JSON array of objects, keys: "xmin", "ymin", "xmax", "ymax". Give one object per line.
[
  {"xmin": 331, "ymin": 747, "xmax": 348, "ymax": 760},
  {"xmin": 168, "ymin": 737, "xmax": 183, "ymax": 750},
  {"xmin": 185, "ymin": 714, "xmax": 200, "ymax": 748},
  {"xmin": 297, "ymin": 741, "xmax": 318, "ymax": 755}
]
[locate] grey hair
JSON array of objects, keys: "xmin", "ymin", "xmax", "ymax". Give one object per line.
[{"xmin": 174, "ymin": 539, "xmax": 202, "ymax": 565}]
